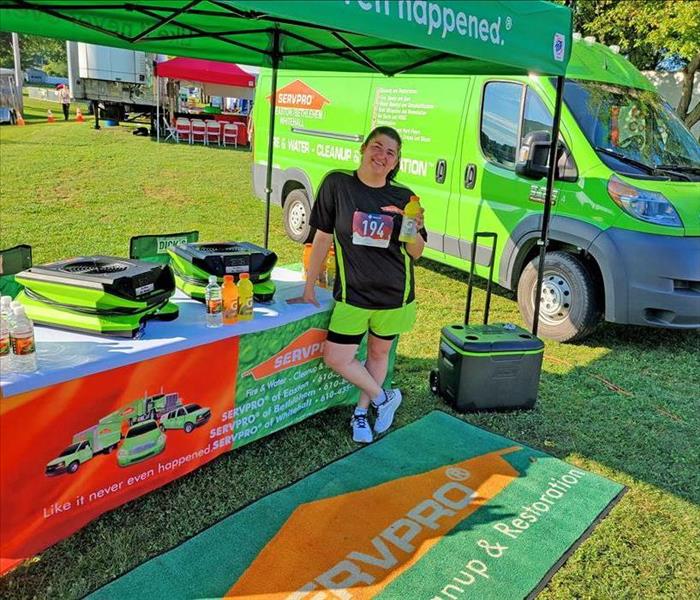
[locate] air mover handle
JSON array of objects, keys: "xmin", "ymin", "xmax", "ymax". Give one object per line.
[{"xmin": 465, "ymin": 231, "xmax": 498, "ymax": 326}]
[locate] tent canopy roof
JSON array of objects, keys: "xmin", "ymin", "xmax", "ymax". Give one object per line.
[
  {"xmin": 155, "ymin": 57, "xmax": 256, "ymax": 88},
  {"xmin": 0, "ymin": 1, "xmax": 572, "ymax": 76}
]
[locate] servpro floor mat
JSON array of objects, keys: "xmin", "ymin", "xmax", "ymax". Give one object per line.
[{"xmin": 90, "ymin": 411, "xmax": 624, "ymax": 599}]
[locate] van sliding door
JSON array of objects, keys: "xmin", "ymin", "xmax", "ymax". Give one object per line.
[{"xmin": 368, "ymin": 76, "xmax": 471, "ymax": 259}]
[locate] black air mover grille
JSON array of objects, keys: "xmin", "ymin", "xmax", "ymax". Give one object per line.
[
  {"xmin": 61, "ymin": 261, "xmax": 129, "ymax": 275},
  {"xmin": 199, "ymin": 244, "xmax": 240, "ymax": 253}
]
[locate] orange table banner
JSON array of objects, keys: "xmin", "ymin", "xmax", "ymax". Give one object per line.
[{"xmin": 0, "ymin": 337, "xmax": 238, "ymax": 575}]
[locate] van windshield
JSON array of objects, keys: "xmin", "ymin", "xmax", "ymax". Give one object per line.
[{"xmin": 563, "ymin": 80, "xmax": 700, "ymax": 179}]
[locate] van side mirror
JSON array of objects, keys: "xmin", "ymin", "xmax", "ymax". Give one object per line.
[
  {"xmin": 516, "ymin": 130, "xmax": 578, "ymax": 182},
  {"xmin": 516, "ymin": 140, "xmax": 551, "ymax": 180}
]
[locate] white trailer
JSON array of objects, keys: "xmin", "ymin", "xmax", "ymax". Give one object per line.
[{"xmin": 67, "ymin": 41, "xmax": 160, "ymax": 122}]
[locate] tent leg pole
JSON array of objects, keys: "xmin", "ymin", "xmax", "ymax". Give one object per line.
[
  {"xmin": 156, "ymin": 72, "xmax": 160, "ymax": 143},
  {"xmin": 532, "ymin": 75, "xmax": 565, "ymax": 337},
  {"xmin": 264, "ymin": 28, "xmax": 281, "ymax": 250}
]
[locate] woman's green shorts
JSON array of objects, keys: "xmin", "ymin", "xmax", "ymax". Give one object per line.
[{"xmin": 328, "ymin": 301, "xmax": 417, "ymax": 338}]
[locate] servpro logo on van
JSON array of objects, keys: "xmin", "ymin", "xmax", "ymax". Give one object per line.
[
  {"xmin": 244, "ymin": 328, "xmax": 327, "ymax": 380},
  {"xmin": 269, "ymin": 80, "xmax": 330, "ymax": 111}
]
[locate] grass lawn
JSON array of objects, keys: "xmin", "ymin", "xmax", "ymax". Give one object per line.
[{"xmin": 1, "ymin": 98, "xmax": 699, "ymax": 599}]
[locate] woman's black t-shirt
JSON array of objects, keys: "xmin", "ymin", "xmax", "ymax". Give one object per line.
[{"xmin": 309, "ymin": 170, "xmax": 425, "ymax": 309}]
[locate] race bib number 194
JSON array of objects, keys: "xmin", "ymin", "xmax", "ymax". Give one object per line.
[{"xmin": 352, "ymin": 211, "xmax": 394, "ymax": 248}]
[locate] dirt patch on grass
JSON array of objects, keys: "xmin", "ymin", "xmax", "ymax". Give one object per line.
[{"xmin": 142, "ymin": 184, "xmax": 196, "ymax": 207}]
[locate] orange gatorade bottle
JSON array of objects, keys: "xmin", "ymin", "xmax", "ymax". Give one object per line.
[
  {"xmin": 325, "ymin": 245, "xmax": 336, "ymax": 289},
  {"xmin": 399, "ymin": 195, "xmax": 421, "ymax": 243},
  {"xmin": 302, "ymin": 243, "xmax": 313, "ymax": 280},
  {"xmin": 238, "ymin": 273, "xmax": 254, "ymax": 321},
  {"xmin": 222, "ymin": 275, "xmax": 239, "ymax": 325}
]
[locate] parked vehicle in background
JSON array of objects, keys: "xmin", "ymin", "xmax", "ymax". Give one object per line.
[
  {"xmin": 66, "ymin": 41, "xmax": 158, "ymax": 122},
  {"xmin": 0, "ymin": 67, "xmax": 20, "ymax": 124},
  {"xmin": 160, "ymin": 403, "xmax": 211, "ymax": 433},
  {"xmin": 252, "ymin": 37, "xmax": 700, "ymax": 342}
]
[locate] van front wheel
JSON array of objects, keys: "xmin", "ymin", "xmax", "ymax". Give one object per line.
[
  {"xmin": 517, "ymin": 251, "xmax": 601, "ymax": 342},
  {"xmin": 283, "ymin": 189, "xmax": 314, "ymax": 243}
]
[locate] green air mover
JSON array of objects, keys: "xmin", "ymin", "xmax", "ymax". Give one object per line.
[
  {"xmin": 167, "ymin": 242, "xmax": 278, "ymax": 302},
  {"xmin": 430, "ymin": 232, "xmax": 544, "ymax": 411},
  {"xmin": 14, "ymin": 256, "xmax": 179, "ymax": 338}
]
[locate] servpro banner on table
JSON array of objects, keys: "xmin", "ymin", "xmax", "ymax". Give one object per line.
[
  {"xmin": 0, "ymin": 338, "xmax": 238, "ymax": 575},
  {"xmin": 234, "ymin": 312, "xmax": 376, "ymax": 448},
  {"xmin": 0, "ymin": 313, "xmax": 395, "ymax": 574}
]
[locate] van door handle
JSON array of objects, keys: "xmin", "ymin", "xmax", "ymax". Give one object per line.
[
  {"xmin": 464, "ymin": 164, "xmax": 477, "ymax": 189},
  {"xmin": 435, "ymin": 159, "xmax": 447, "ymax": 184}
]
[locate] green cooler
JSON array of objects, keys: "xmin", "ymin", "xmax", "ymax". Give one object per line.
[{"xmin": 430, "ymin": 232, "xmax": 544, "ymax": 411}]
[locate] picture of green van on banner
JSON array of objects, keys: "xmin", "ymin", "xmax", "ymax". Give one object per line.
[{"xmin": 253, "ymin": 37, "xmax": 700, "ymax": 343}]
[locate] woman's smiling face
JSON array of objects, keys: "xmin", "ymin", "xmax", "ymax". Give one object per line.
[{"xmin": 360, "ymin": 134, "xmax": 400, "ymax": 181}]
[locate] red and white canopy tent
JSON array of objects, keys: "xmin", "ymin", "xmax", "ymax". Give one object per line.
[{"xmin": 153, "ymin": 57, "xmax": 256, "ymax": 141}]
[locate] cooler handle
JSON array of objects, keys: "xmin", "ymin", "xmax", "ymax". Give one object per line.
[{"xmin": 465, "ymin": 231, "xmax": 498, "ymax": 325}]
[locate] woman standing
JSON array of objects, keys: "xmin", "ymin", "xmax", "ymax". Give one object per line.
[
  {"xmin": 289, "ymin": 126, "xmax": 425, "ymax": 443},
  {"xmin": 56, "ymin": 84, "xmax": 71, "ymax": 121}
]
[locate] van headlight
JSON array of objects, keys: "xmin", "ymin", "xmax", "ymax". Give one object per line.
[{"xmin": 607, "ymin": 175, "xmax": 682, "ymax": 227}]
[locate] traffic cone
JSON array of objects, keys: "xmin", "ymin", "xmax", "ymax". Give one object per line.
[
  {"xmin": 16, "ymin": 112, "xmax": 25, "ymax": 126},
  {"xmin": 75, "ymin": 107, "xmax": 85, "ymax": 123},
  {"xmin": 47, "ymin": 109, "xmax": 55, "ymax": 123}
]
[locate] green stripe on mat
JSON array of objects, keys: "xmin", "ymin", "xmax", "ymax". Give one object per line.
[{"xmin": 89, "ymin": 411, "xmax": 624, "ymax": 599}]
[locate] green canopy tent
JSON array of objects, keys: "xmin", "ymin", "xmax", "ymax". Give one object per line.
[{"xmin": 0, "ymin": 0, "xmax": 573, "ymax": 334}]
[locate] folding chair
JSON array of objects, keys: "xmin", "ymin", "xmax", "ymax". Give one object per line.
[
  {"xmin": 0, "ymin": 244, "xmax": 32, "ymax": 298},
  {"xmin": 175, "ymin": 118, "xmax": 191, "ymax": 144},
  {"xmin": 162, "ymin": 116, "xmax": 177, "ymax": 143},
  {"xmin": 206, "ymin": 120, "xmax": 222, "ymax": 146},
  {"xmin": 222, "ymin": 122, "xmax": 238, "ymax": 148},
  {"xmin": 129, "ymin": 231, "xmax": 199, "ymax": 264},
  {"xmin": 191, "ymin": 119, "xmax": 207, "ymax": 144}
]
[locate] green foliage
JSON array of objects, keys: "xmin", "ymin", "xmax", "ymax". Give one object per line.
[
  {"xmin": 0, "ymin": 34, "xmax": 66, "ymax": 71},
  {"xmin": 43, "ymin": 60, "xmax": 68, "ymax": 78},
  {"xmin": 0, "ymin": 98, "xmax": 699, "ymax": 599},
  {"xmin": 570, "ymin": 0, "xmax": 700, "ymax": 69}
]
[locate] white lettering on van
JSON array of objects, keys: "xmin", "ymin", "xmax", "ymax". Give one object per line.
[
  {"xmin": 316, "ymin": 144, "xmax": 353, "ymax": 162},
  {"xmin": 400, "ymin": 158, "xmax": 429, "ymax": 177}
]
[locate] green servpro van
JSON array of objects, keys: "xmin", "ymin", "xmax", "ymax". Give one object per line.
[{"xmin": 252, "ymin": 37, "xmax": 700, "ymax": 341}]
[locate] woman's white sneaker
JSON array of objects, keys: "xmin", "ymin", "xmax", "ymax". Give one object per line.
[
  {"xmin": 351, "ymin": 409, "xmax": 373, "ymax": 443},
  {"xmin": 372, "ymin": 389, "xmax": 402, "ymax": 434}
]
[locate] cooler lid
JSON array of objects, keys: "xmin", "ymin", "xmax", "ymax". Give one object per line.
[{"xmin": 441, "ymin": 323, "xmax": 544, "ymax": 353}]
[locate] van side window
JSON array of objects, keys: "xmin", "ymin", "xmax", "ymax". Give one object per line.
[
  {"xmin": 481, "ymin": 81, "xmax": 523, "ymax": 169},
  {"xmin": 523, "ymin": 88, "xmax": 578, "ymax": 181},
  {"xmin": 522, "ymin": 89, "xmax": 552, "ymax": 141}
]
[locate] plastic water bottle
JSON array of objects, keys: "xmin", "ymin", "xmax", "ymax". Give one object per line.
[
  {"xmin": 10, "ymin": 306, "xmax": 38, "ymax": 373},
  {"xmin": 204, "ymin": 275, "xmax": 223, "ymax": 328},
  {"xmin": 399, "ymin": 195, "xmax": 421, "ymax": 243},
  {"xmin": 0, "ymin": 315, "xmax": 10, "ymax": 374},
  {"xmin": 222, "ymin": 275, "xmax": 239, "ymax": 325},
  {"xmin": 0, "ymin": 295, "xmax": 12, "ymax": 317},
  {"xmin": 238, "ymin": 273, "xmax": 254, "ymax": 321},
  {"xmin": 1, "ymin": 296, "xmax": 13, "ymax": 328}
]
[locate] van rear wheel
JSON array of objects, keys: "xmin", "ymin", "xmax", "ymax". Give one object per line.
[
  {"xmin": 283, "ymin": 189, "xmax": 314, "ymax": 243},
  {"xmin": 517, "ymin": 251, "xmax": 601, "ymax": 342}
]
